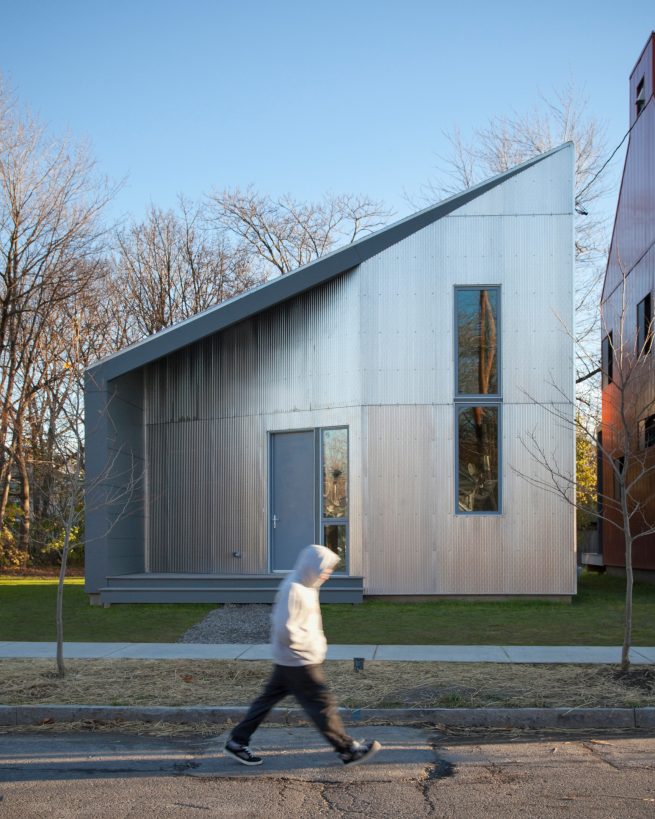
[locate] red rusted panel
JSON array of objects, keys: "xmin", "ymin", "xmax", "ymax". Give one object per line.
[
  {"xmin": 601, "ymin": 33, "xmax": 655, "ymax": 572},
  {"xmin": 602, "ymin": 33, "xmax": 655, "ymax": 304}
]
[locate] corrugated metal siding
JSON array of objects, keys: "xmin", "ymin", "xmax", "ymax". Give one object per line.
[
  {"xmin": 365, "ymin": 403, "xmax": 575, "ymax": 595},
  {"xmin": 604, "ymin": 103, "xmax": 655, "ymax": 300},
  {"xmin": 600, "ymin": 38, "xmax": 655, "ymax": 572},
  {"xmin": 143, "ymin": 145, "xmax": 573, "ymax": 592},
  {"xmin": 147, "ymin": 416, "xmax": 267, "ymax": 573},
  {"xmin": 359, "ymin": 212, "xmax": 573, "ymax": 407},
  {"xmin": 364, "ymin": 405, "xmax": 439, "ymax": 594},
  {"xmin": 146, "ymin": 407, "xmax": 363, "ymax": 575},
  {"xmin": 601, "ymin": 193, "xmax": 655, "ymax": 572},
  {"xmin": 145, "ymin": 274, "xmax": 360, "ymax": 424},
  {"xmin": 145, "ymin": 268, "xmax": 364, "ymax": 576}
]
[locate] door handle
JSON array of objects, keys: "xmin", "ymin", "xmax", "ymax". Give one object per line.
[{"xmin": 272, "ymin": 514, "xmax": 278, "ymax": 529}]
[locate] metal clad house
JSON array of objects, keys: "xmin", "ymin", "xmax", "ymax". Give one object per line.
[
  {"xmin": 597, "ymin": 33, "xmax": 655, "ymax": 578},
  {"xmin": 85, "ymin": 143, "xmax": 575, "ymax": 604}
]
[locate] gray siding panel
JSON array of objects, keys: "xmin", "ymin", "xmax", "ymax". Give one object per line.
[
  {"xmin": 364, "ymin": 403, "xmax": 575, "ymax": 595},
  {"xmin": 358, "ymin": 213, "xmax": 573, "ymax": 407},
  {"xmin": 144, "ymin": 274, "xmax": 360, "ymax": 425},
  {"xmin": 147, "ymin": 417, "xmax": 266, "ymax": 574}
]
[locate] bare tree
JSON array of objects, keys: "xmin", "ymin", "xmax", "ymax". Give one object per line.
[
  {"xmin": 516, "ymin": 261, "xmax": 655, "ymax": 671},
  {"xmin": 25, "ymin": 293, "xmax": 138, "ymax": 676},
  {"xmin": 207, "ymin": 187, "xmax": 390, "ymax": 278},
  {"xmin": 112, "ymin": 197, "xmax": 258, "ymax": 341},
  {"xmin": 0, "ymin": 76, "xmax": 113, "ymax": 531},
  {"xmin": 419, "ymin": 84, "xmax": 613, "ymax": 387}
]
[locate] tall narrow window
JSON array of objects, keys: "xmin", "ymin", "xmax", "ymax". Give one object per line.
[
  {"xmin": 636, "ymin": 77, "xmax": 646, "ymax": 117},
  {"xmin": 457, "ymin": 405, "xmax": 500, "ymax": 512},
  {"xmin": 455, "ymin": 286, "xmax": 501, "ymax": 514},
  {"xmin": 639, "ymin": 414, "xmax": 655, "ymax": 449},
  {"xmin": 602, "ymin": 332, "xmax": 613, "ymax": 387},
  {"xmin": 637, "ymin": 293, "xmax": 652, "ymax": 355},
  {"xmin": 613, "ymin": 456, "xmax": 625, "ymax": 501},
  {"xmin": 321, "ymin": 427, "xmax": 348, "ymax": 571},
  {"xmin": 456, "ymin": 287, "xmax": 500, "ymax": 396}
]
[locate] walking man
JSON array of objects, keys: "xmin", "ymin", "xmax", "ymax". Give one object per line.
[{"xmin": 224, "ymin": 544, "xmax": 381, "ymax": 767}]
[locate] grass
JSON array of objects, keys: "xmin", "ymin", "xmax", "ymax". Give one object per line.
[
  {"xmin": 0, "ymin": 578, "xmax": 214, "ymax": 643},
  {"xmin": 322, "ymin": 572, "xmax": 655, "ymax": 646},
  {"xmin": 1, "ymin": 570, "xmax": 654, "ymax": 645},
  {"xmin": 1, "ymin": 659, "xmax": 653, "ymax": 709}
]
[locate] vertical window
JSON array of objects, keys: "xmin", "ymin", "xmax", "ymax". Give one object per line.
[
  {"xmin": 457, "ymin": 405, "xmax": 500, "ymax": 512},
  {"xmin": 602, "ymin": 332, "xmax": 613, "ymax": 387},
  {"xmin": 613, "ymin": 456, "xmax": 625, "ymax": 501},
  {"xmin": 637, "ymin": 293, "xmax": 652, "ymax": 355},
  {"xmin": 639, "ymin": 414, "xmax": 655, "ymax": 449},
  {"xmin": 456, "ymin": 287, "xmax": 500, "ymax": 396},
  {"xmin": 636, "ymin": 77, "xmax": 646, "ymax": 117},
  {"xmin": 455, "ymin": 286, "xmax": 501, "ymax": 514},
  {"xmin": 321, "ymin": 427, "xmax": 348, "ymax": 571}
]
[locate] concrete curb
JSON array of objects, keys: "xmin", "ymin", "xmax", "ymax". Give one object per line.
[{"xmin": 1, "ymin": 705, "xmax": 654, "ymax": 730}]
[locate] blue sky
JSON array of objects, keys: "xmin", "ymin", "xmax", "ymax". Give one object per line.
[{"xmin": 2, "ymin": 1, "xmax": 653, "ymax": 225}]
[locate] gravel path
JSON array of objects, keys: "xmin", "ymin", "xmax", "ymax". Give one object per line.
[{"xmin": 178, "ymin": 604, "xmax": 272, "ymax": 644}]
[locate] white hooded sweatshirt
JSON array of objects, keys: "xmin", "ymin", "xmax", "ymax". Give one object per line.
[{"xmin": 270, "ymin": 544, "xmax": 340, "ymax": 667}]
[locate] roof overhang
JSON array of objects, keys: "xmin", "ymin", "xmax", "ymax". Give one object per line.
[{"xmin": 88, "ymin": 143, "xmax": 573, "ymax": 382}]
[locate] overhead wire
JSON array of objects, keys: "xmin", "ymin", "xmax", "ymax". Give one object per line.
[{"xmin": 576, "ymin": 94, "xmax": 652, "ymax": 207}]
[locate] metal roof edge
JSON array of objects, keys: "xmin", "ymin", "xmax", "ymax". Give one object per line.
[{"xmin": 89, "ymin": 142, "xmax": 572, "ymax": 382}]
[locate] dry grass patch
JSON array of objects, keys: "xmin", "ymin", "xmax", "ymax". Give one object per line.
[{"xmin": 1, "ymin": 659, "xmax": 654, "ymax": 709}]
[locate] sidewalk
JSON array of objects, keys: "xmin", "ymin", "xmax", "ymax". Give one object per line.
[{"xmin": 2, "ymin": 641, "xmax": 655, "ymax": 663}]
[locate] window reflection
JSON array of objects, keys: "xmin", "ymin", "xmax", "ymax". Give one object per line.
[
  {"xmin": 322, "ymin": 428, "xmax": 348, "ymax": 518},
  {"xmin": 457, "ymin": 406, "xmax": 499, "ymax": 512},
  {"xmin": 324, "ymin": 524, "xmax": 346, "ymax": 570},
  {"xmin": 457, "ymin": 288, "xmax": 498, "ymax": 395}
]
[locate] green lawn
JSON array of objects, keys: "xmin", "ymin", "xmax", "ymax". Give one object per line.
[
  {"xmin": 0, "ymin": 578, "xmax": 214, "ymax": 642},
  {"xmin": 322, "ymin": 572, "xmax": 655, "ymax": 645},
  {"xmin": 1, "ymin": 571, "xmax": 654, "ymax": 645}
]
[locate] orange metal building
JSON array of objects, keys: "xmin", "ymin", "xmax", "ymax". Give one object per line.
[{"xmin": 599, "ymin": 33, "xmax": 655, "ymax": 577}]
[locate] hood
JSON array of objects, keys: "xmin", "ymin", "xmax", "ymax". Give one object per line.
[{"xmin": 293, "ymin": 544, "xmax": 340, "ymax": 588}]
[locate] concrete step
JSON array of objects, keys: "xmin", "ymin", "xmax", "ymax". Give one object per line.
[{"xmin": 100, "ymin": 573, "xmax": 364, "ymax": 604}]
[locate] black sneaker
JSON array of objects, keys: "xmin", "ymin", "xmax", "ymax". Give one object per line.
[
  {"xmin": 340, "ymin": 739, "xmax": 382, "ymax": 766},
  {"xmin": 224, "ymin": 739, "xmax": 263, "ymax": 766}
]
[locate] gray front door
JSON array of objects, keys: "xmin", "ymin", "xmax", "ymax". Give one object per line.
[{"xmin": 270, "ymin": 431, "xmax": 316, "ymax": 571}]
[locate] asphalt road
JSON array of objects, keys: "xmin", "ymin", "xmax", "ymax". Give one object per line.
[{"xmin": 1, "ymin": 727, "xmax": 654, "ymax": 817}]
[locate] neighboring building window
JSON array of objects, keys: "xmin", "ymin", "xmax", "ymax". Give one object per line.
[
  {"xmin": 637, "ymin": 293, "xmax": 652, "ymax": 355},
  {"xmin": 602, "ymin": 332, "xmax": 613, "ymax": 387},
  {"xmin": 321, "ymin": 427, "xmax": 348, "ymax": 571},
  {"xmin": 613, "ymin": 456, "xmax": 625, "ymax": 502},
  {"xmin": 455, "ymin": 287, "xmax": 500, "ymax": 396},
  {"xmin": 457, "ymin": 405, "xmax": 500, "ymax": 513},
  {"xmin": 639, "ymin": 414, "xmax": 655, "ymax": 449},
  {"xmin": 636, "ymin": 77, "xmax": 646, "ymax": 117}
]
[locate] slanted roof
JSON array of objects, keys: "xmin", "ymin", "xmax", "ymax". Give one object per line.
[{"xmin": 89, "ymin": 143, "xmax": 572, "ymax": 382}]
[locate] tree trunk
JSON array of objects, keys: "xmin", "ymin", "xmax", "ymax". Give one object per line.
[
  {"xmin": 56, "ymin": 520, "xmax": 73, "ymax": 678},
  {"xmin": 55, "ymin": 533, "xmax": 67, "ymax": 677},
  {"xmin": 0, "ymin": 467, "xmax": 11, "ymax": 522},
  {"xmin": 56, "ymin": 456, "xmax": 83, "ymax": 678},
  {"xmin": 15, "ymin": 444, "xmax": 31, "ymax": 563},
  {"xmin": 621, "ymin": 494, "xmax": 633, "ymax": 672}
]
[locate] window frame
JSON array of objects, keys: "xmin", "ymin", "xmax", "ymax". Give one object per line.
[
  {"xmin": 602, "ymin": 332, "xmax": 613, "ymax": 387},
  {"xmin": 454, "ymin": 285, "xmax": 502, "ymax": 400},
  {"xmin": 637, "ymin": 293, "xmax": 652, "ymax": 356},
  {"xmin": 639, "ymin": 414, "xmax": 655, "ymax": 450},
  {"xmin": 317, "ymin": 425, "xmax": 349, "ymax": 574},
  {"xmin": 454, "ymin": 403, "xmax": 502, "ymax": 516},
  {"xmin": 613, "ymin": 455, "xmax": 625, "ymax": 502},
  {"xmin": 636, "ymin": 76, "xmax": 646, "ymax": 117},
  {"xmin": 453, "ymin": 284, "xmax": 503, "ymax": 516}
]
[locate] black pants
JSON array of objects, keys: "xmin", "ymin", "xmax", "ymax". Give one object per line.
[{"xmin": 230, "ymin": 663, "xmax": 354, "ymax": 754}]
